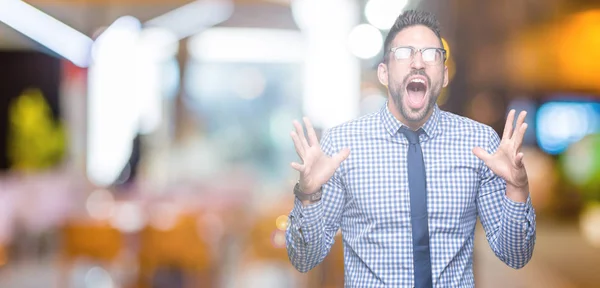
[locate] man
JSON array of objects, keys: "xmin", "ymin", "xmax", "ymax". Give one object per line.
[{"xmin": 285, "ymin": 10, "xmax": 536, "ymax": 288}]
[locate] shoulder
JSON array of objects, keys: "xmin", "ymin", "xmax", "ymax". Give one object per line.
[
  {"xmin": 322, "ymin": 111, "xmax": 383, "ymax": 143},
  {"xmin": 438, "ymin": 109, "xmax": 498, "ymax": 139}
]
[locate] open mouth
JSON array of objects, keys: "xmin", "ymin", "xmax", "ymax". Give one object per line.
[{"xmin": 405, "ymin": 77, "xmax": 428, "ymax": 108}]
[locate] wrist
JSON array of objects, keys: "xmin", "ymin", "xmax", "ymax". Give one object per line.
[
  {"xmin": 506, "ymin": 182, "xmax": 529, "ymax": 203},
  {"xmin": 294, "ymin": 181, "xmax": 322, "ymax": 204},
  {"xmin": 298, "ymin": 182, "xmax": 320, "ymax": 195},
  {"xmin": 300, "ymin": 198, "xmax": 320, "ymax": 207}
]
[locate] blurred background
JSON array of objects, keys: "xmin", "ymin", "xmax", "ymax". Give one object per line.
[{"xmin": 0, "ymin": 0, "xmax": 599, "ymax": 287}]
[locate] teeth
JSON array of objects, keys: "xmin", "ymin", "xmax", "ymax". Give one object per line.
[{"xmin": 410, "ymin": 78, "xmax": 425, "ymax": 84}]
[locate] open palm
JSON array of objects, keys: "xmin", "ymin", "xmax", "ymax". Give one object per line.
[
  {"xmin": 290, "ymin": 118, "xmax": 350, "ymax": 195},
  {"xmin": 473, "ymin": 110, "xmax": 529, "ymax": 189}
]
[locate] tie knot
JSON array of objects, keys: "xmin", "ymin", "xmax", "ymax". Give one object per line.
[{"xmin": 399, "ymin": 127, "xmax": 422, "ymax": 144}]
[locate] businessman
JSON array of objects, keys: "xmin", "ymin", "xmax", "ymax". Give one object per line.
[{"xmin": 285, "ymin": 10, "xmax": 536, "ymax": 288}]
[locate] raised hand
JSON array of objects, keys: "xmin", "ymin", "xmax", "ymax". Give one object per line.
[
  {"xmin": 472, "ymin": 110, "xmax": 529, "ymax": 196},
  {"xmin": 290, "ymin": 117, "xmax": 350, "ymax": 195}
]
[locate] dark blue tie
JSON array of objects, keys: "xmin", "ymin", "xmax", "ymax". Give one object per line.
[{"xmin": 400, "ymin": 127, "xmax": 432, "ymax": 288}]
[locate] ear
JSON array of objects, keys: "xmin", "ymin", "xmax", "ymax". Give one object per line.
[
  {"xmin": 442, "ymin": 65, "xmax": 449, "ymax": 87},
  {"xmin": 377, "ymin": 62, "xmax": 389, "ymax": 87}
]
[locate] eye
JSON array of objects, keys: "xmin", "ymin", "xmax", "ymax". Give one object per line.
[
  {"xmin": 393, "ymin": 47, "xmax": 412, "ymax": 60},
  {"xmin": 422, "ymin": 48, "xmax": 441, "ymax": 63}
]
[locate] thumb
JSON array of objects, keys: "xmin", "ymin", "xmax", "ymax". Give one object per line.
[
  {"xmin": 515, "ymin": 152, "xmax": 525, "ymax": 167},
  {"xmin": 332, "ymin": 148, "xmax": 351, "ymax": 165},
  {"xmin": 472, "ymin": 147, "xmax": 492, "ymax": 163}
]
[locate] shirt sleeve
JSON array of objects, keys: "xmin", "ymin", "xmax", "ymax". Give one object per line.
[
  {"xmin": 285, "ymin": 128, "xmax": 347, "ymax": 273},
  {"xmin": 476, "ymin": 127, "xmax": 537, "ymax": 269}
]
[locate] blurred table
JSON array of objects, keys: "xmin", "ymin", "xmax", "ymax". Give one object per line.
[{"xmin": 474, "ymin": 219, "xmax": 600, "ymax": 288}]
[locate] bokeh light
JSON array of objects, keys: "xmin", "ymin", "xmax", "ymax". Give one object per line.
[
  {"xmin": 364, "ymin": 0, "xmax": 408, "ymax": 30},
  {"xmin": 84, "ymin": 266, "xmax": 114, "ymax": 288},
  {"xmin": 580, "ymin": 203, "xmax": 600, "ymax": 248},
  {"xmin": 271, "ymin": 229, "xmax": 286, "ymax": 248},
  {"xmin": 537, "ymin": 102, "xmax": 600, "ymax": 154},
  {"xmin": 86, "ymin": 189, "xmax": 115, "ymax": 220},
  {"xmin": 348, "ymin": 24, "xmax": 383, "ymax": 59},
  {"xmin": 561, "ymin": 133, "xmax": 600, "ymax": 198},
  {"xmin": 109, "ymin": 202, "xmax": 145, "ymax": 233},
  {"xmin": 275, "ymin": 215, "xmax": 289, "ymax": 231},
  {"xmin": 148, "ymin": 202, "xmax": 180, "ymax": 231}
]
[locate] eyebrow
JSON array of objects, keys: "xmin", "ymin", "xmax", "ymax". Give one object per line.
[{"xmin": 392, "ymin": 45, "xmax": 443, "ymax": 49}]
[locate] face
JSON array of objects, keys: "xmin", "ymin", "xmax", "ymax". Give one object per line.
[{"xmin": 377, "ymin": 25, "xmax": 449, "ymax": 126}]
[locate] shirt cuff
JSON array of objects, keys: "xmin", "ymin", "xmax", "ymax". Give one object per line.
[
  {"xmin": 502, "ymin": 194, "xmax": 532, "ymax": 223},
  {"xmin": 294, "ymin": 197, "xmax": 321, "ymax": 225},
  {"xmin": 290, "ymin": 197, "xmax": 323, "ymax": 243}
]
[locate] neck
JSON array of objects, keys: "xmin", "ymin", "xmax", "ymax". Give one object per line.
[{"xmin": 388, "ymin": 97, "xmax": 433, "ymax": 131}]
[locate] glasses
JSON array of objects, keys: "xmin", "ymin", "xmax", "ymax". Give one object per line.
[{"xmin": 390, "ymin": 46, "xmax": 446, "ymax": 65}]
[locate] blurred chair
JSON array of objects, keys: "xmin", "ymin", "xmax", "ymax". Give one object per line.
[
  {"xmin": 59, "ymin": 220, "xmax": 124, "ymax": 287},
  {"xmin": 246, "ymin": 216, "xmax": 288, "ymax": 263},
  {"xmin": 137, "ymin": 212, "xmax": 216, "ymax": 288},
  {"xmin": 0, "ymin": 244, "xmax": 7, "ymax": 268},
  {"xmin": 237, "ymin": 202, "xmax": 305, "ymax": 288}
]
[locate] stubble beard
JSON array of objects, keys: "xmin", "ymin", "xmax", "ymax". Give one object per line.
[{"xmin": 389, "ymin": 71, "xmax": 443, "ymax": 124}]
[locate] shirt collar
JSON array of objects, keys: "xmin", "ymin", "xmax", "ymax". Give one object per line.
[{"xmin": 379, "ymin": 100, "xmax": 441, "ymax": 139}]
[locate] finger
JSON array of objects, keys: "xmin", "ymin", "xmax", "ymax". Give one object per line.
[
  {"xmin": 512, "ymin": 123, "xmax": 528, "ymax": 151},
  {"xmin": 290, "ymin": 131, "xmax": 305, "ymax": 158},
  {"xmin": 502, "ymin": 109, "xmax": 516, "ymax": 140},
  {"xmin": 293, "ymin": 120, "xmax": 310, "ymax": 149},
  {"xmin": 515, "ymin": 152, "xmax": 524, "ymax": 167},
  {"xmin": 512, "ymin": 111, "xmax": 527, "ymax": 140},
  {"xmin": 303, "ymin": 117, "xmax": 319, "ymax": 147},
  {"xmin": 472, "ymin": 147, "xmax": 492, "ymax": 164},
  {"xmin": 332, "ymin": 148, "xmax": 351, "ymax": 166},
  {"xmin": 290, "ymin": 162, "xmax": 305, "ymax": 172}
]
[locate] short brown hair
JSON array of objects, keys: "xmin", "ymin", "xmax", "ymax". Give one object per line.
[{"xmin": 382, "ymin": 10, "xmax": 443, "ymax": 62}]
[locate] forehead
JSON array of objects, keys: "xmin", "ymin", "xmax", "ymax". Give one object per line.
[{"xmin": 391, "ymin": 25, "xmax": 441, "ymax": 48}]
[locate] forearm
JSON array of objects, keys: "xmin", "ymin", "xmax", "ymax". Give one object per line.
[
  {"xmin": 286, "ymin": 198, "xmax": 332, "ymax": 273},
  {"xmin": 490, "ymin": 194, "xmax": 537, "ymax": 269}
]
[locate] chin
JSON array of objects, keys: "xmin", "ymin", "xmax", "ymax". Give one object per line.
[
  {"xmin": 399, "ymin": 97, "xmax": 432, "ymax": 123},
  {"xmin": 403, "ymin": 107, "xmax": 429, "ymax": 123}
]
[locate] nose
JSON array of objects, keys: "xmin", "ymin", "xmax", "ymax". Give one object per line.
[{"xmin": 410, "ymin": 51, "xmax": 425, "ymax": 69}]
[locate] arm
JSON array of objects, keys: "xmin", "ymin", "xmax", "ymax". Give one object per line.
[
  {"xmin": 285, "ymin": 130, "xmax": 346, "ymax": 273},
  {"xmin": 476, "ymin": 127, "xmax": 536, "ymax": 269}
]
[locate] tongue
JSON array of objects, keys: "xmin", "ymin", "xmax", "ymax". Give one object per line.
[{"xmin": 406, "ymin": 82, "xmax": 426, "ymax": 108}]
